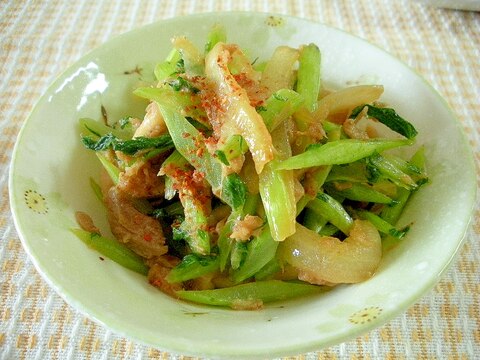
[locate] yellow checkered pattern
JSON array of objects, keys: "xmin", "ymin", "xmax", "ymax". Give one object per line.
[{"xmin": 1, "ymin": 0, "xmax": 479, "ymax": 358}]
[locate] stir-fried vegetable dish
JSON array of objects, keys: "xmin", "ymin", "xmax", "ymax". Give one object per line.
[{"xmin": 74, "ymin": 25, "xmax": 428, "ymax": 310}]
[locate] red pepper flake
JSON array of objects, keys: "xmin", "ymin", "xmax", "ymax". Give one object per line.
[
  {"xmin": 196, "ymin": 147, "xmax": 204, "ymax": 157},
  {"xmin": 143, "ymin": 233, "xmax": 153, "ymax": 242},
  {"xmin": 192, "ymin": 170, "xmax": 205, "ymax": 183}
]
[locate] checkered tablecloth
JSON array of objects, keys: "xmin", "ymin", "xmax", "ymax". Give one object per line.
[{"xmin": 1, "ymin": 1, "xmax": 479, "ymax": 358}]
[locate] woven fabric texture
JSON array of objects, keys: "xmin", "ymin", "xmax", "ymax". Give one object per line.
[{"xmin": 1, "ymin": 0, "xmax": 479, "ymax": 359}]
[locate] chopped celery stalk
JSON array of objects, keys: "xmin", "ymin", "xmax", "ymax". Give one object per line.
[
  {"xmin": 174, "ymin": 222, "xmax": 210, "ymax": 256},
  {"xmin": 232, "ymin": 226, "xmax": 278, "ymax": 283},
  {"xmin": 163, "ymin": 202, "xmax": 184, "ymax": 217},
  {"xmin": 160, "ymin": 150, "xmax": 188, "ymax": 201},
  {"xmin": 243, "ymin": 192, "xmax": 260, "ymax": 215},
  {"xmin": 296, "ymin": 43, "xmax": 321, "ymax": 112},
  {"xmin": 71, "ymin": 229, "xmax": 148, "ymax": 275},
  {"xmin": 205, "ymin": 42, "xmax": 274, "ymax": 174},
  {"xmin": 230, "ymin": 242, "xmax": 248, "ymax": 270},
  {"xmin": 259, "ymin": 160, "xmax": 296, "ymax": 241},
  {"xmin": 350, "ymin": 104, "xmax": 418, "ymax": 139},
  {"xmin": 409, "ymin": 146, "xmax": 429, "ymax": 186},
  {"xmin": 366, "ymin": 153, "xmax": 417, "ymax": 190},
  {"xmin": 260, "ymin": 89, "xmax": 304, "ymax": 131},
  {"xmin": 143, "ymin": 148, "xmax": 164, "ymax": 160},
  {"xmin": 215, "ymin": 88, "xmax": 303, "ymax": 165},
  {"xmin": 166, "ymin": 254, "xmax": 219, "ymax": 283},
  {"xmin": 154, "ymin": 49, "xmax": 182, "ymax": 81},
  {"xmin": 322, "ymin": 120, "xmax": 342, "ymax": 133},
  {"xmin": 409, "ymin": 145, "xmax": 426, "ymax": 170},
  {"xmin": 296, "ymin": 196, "xmax": 311, "ymax": 216},
  {"xmin": 89, "ymin": 177, "xmax": 103, "ymax": 202},
  {"xmin": 306, "ymin": 193, "xmax": 354, "ymax": 235},
  {"xmin": 164, "ymin": 177, "xmax": 175, "ymax": 200},
  {"xmin": 159, "ymin": 150, "xmax": 189, "ymax": 174},
  {"xmin": 180, "ymin": 203, "xmax": 210, "ymax": 256},
  {"xmin": 172, "ymin": 36, "xmax": 204, "ymax": 76},
  {"xmin": 135, "ymin": 88, "xmax": 224, "ymax": 192},
  {"xmin": 253, "ymin": 63, "xmax": 267, "ymax": 72},
  {"xmin": 254, "ymin": 258, "xmax": 281, "ymax": 281},
  {"xmin": 380, "ymin": 187, "xmax": 411, "ymax": 225},
  {"xmin": 383, "ymin": 154, "xmax": 423, "ymax": 176},
  {"xmin": 317, "ymin": 224, "xmax": 339, "ymax": 236},
  {"xmin": 176, "ymin": 280, "xmax": 324, "ymax": 308},
  {"xmin": 357, "ymin": 210, "xmax": 410, "ymax": 240},
  {"xmin": 136, "ymin": 87, "xmax": 247, "ymax": 209},
  {"xmin": 79, "ymin": 117, "xmax": 131, "ymax": 140},
  {"xmin": 275, "ymin": 138, "xmax": 413, "ymax": 171},
  {"xmin": 218, "ymin": 193, "xmax": 259, "ymax": 272},
  {"xmin": 214, "ymin": 150, "xmax": 230, "ymax": 166},
  {"xmin": 218, "ymin": 212, "xmax": 238, "ymax": 272},
  {"xmin": 160, "ymin": 150, "xmax": 212, "ymax": 255},
  {"xmin": 296, "ymin": 129, "xmax": 340, "ymax": 214},
  {"xmin": 297, "ymin": 164, "xmax": 333, "ymax": 215},
  {"xmin": 292, "ymin": 107, "xmax": 326, "ymax": 153},
  {"xmin": 326, "ymin": 162, "xmax": 368, "ymax": 183},
  {"xmin": 218, "ymin": 135, "xmax": 248, "ymax": 162},
  {"xmin": 260, "ymin": 46, "xmax": 299, "ymax": 95},
  {"xmin": 259, "ymin": 122, "xmax": 296, "ymax": 242},
  {"xmin": 324, "ymin": 182, "xmax": 393, "ymax": 204},
  {"xmin": 96, "ymin": 153, "xmax": 120, "ymax": 185},
  {"xmin": 302, "ymin": 208, "xmax": 328, "ymax": 234},
  {"xmin": 204, "ymin": 23, "xmax": 227, "ymax": 53}
]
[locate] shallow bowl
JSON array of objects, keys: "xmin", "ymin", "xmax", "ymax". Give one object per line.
[{"xmin": 9, "ymin": 11, "xmax": 476, "ymax": 359}]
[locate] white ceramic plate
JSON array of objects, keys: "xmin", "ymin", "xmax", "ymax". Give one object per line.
[{"xmin": 9, "ymin": 12, "xmax": 476, "ymax": 359}]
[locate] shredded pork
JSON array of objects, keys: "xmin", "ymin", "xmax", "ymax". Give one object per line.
[{"xmin": 105, "ymin": 187, "xmax": 167, "ymax": 259}]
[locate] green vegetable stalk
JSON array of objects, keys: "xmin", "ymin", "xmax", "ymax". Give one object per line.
[
  {"xmin": 71, "ymin": 229, "xmax": 149, "ymax": 275},
  {"xmin": 275, "ymin": 138, "xmax": 413, "ymax": 171},
  {"xmin": 176, "ymin": 280, "xmax": 325, "ymax": 308}
]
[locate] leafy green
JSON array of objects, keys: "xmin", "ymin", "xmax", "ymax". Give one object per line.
[
  {"xmin": 81, "ymin": 133, "xmax": 173, "ymax": 156},
  {"xmin": 168, "ymin": 76, "xmax": 200, "ymax": 93},
  {"xmin": 232, "ymin": 226, "xmax": 278, "ymax": 283},
  {"xmin": 166, "ymin": 254, "xmax": 219, "ymax": 283},
  {"xmin": 79, "ymin": 117, "xmax": 131, "ymax": 140},
  {"xmin": 221, "ymin": 173, "xmax": 247, "ymax": 211},
  {"xmin": 154, "ymin": 49, "xmax": 182, "ymax": 81},
  {"xmin": 350, "ymin": 104, "xmax": 418, "ymax": 139}
]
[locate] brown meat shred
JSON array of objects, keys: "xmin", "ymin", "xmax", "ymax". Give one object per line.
[
  {"xmin": 230, "ymin": 215, "xmax": 264, "ymax": 241},
  {"xmin": 147, "ymin": 255, "xmax": 183, "ymax": 297},
  {"xmin": 133, "ymin": 102, "xmax": 167, "ymax": 138},
  {"xmin": 75, "ymin": 211, "xmax": 100, "ymax": 234},
  {"xmin": 105, "ymin": 187, "xmax": 168, "ymax": 259},
  {"xmin": 117, "ymin": 157, "xmax": 166, "ymax": 198}
]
